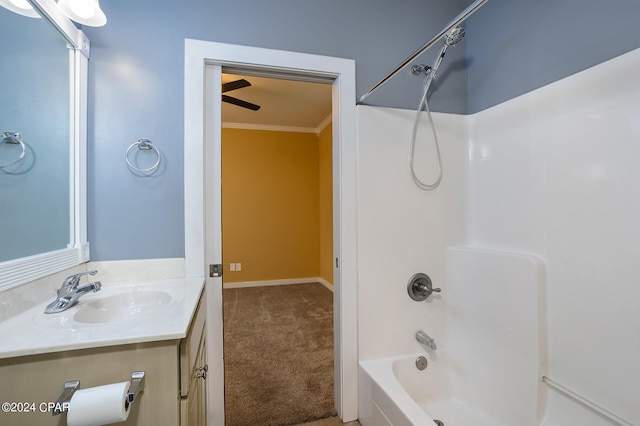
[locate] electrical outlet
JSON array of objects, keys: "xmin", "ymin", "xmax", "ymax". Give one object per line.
[
  {"xmin": 229, "ymin": 263, "xmax": 236, "ymax": 272},
  {"xmin": 235, "ymin": 263, "xmax": 242, "ymax": 272}
]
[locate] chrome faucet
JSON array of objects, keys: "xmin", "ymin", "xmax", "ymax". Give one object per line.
[
  {"xmin": 416, "ymin": 330, "xmax": 437, "ymax": 350},
  {"xmin": 44, "ymin": 270, "xmax": 102, "ymax": 314}
]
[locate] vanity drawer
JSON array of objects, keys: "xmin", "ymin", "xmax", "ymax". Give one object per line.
[{"xmin": 180, "ymin": 289, "xmax": 206, "ymax": 397}]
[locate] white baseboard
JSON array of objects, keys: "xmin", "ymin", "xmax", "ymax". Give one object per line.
[{"xmin": 224, "ymin": 277, "xmax": 334, "ymax": 292}]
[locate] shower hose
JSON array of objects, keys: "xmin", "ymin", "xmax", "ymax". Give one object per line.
[{"xmin": 409, "ymin": 72, "xmax": 443, "ymax": 191}]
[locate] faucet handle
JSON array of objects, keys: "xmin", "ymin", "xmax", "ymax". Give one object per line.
[
  {"xmin": 63, "ymin": 270, "xmax": 98, "ymax": 288},
  {"xmin": 407, "ymin": 273, "xmax": 440, "ymax": 301}
]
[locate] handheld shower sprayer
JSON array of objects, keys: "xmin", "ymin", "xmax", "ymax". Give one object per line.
[
  {"xmin": 409, "ymin": 25, "xmax": 466, "ymax": 191},
  {"xmin": 410, "ymin": 26, "xmax": 466, "ymax": 85},
  {"xmin": 444, "ymin": 25, "xmax": 466, "ymax": 46},
  {"xmin": 431, "ymin": 25, "xmax": 466, "ymax": 78}
]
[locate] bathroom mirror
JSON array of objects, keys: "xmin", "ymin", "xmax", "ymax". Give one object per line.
[
  {"xmin": 0, "ymin": 0, "xmax": 90, "ymax": 290},
  {"xmin": 0, "ymin": 6, "xmax": 71, "ymax": 261}
]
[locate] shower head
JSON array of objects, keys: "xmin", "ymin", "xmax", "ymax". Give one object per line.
[
  {"xmin": 444, "ymin": 25, "xmax": 466, "ymax": 46},
  {"xmin": 424, "ymin": 25, "xmax": 466, "ymax": 80}
]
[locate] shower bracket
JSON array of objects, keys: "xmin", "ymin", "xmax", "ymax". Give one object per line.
[{"xmin": 410, "ymin": 64, "xmax": 432, "ymax": 76}]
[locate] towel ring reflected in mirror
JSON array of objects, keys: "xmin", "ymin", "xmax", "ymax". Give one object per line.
[
  {"xmin": 0, "ymin": 132, "xmax": 27, "ymax": 169},
  {"xmin": 125, "ymin": 139, "xmax": 161, "ymax": 173}
]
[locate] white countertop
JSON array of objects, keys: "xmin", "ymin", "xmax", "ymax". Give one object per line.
[{"xmin": 0, "ymin": 277, "xmax": 205, "ymax": 360}]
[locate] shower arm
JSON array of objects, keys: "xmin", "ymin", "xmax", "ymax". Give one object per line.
[{"xmin": 357, "ymin": 0, "xmax": 489, "ymax": 105}]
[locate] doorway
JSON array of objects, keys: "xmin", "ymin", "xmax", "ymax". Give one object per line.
[
  {"xmin": 219, "ymin": 72, "xmax": 334, "ymax": 288},
  {"xmin": 221, "ymin": 71, "xmax": 335, "ymax": 425},
  {"xmin": 183, "ymin": 40, "xmax": 358, "ymax": 426}
]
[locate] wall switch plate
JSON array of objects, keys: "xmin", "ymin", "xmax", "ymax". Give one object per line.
[
  {"xmin": 235, "ymin": 263, "xmax": 242, "ymax": 271},
  {"xmin": 230, "ymin": 263, "xmax": 236, "ymax": 272}
]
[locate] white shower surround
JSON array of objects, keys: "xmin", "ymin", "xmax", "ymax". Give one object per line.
[
  {"xmin": 357, "ymin": 47, "xmax": 640, "ymax": 425},
  {"xmin": 359, "ymin": 247, "xmax": 546, "ymax": 426}
]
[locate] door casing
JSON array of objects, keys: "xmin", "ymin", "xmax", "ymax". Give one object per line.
[{"xmin": 184, "ymin": 39, "xmax": 358, "ymax": 425}]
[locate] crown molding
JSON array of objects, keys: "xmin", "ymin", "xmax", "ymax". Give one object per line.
[
  {"xmin": 222, "ymin": 122, "xmax": 316, "ymax": 134},
  {"xmin": 222, "ymin": 114, "xmax": 333, "ymax": 136},
  {"xmin": 315, "ymin": 114, "xmax": 332, "ymax": 135}
]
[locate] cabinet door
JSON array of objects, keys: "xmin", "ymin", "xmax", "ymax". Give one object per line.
[
  {"xmin": 181, "ymin": 292, "xmax": 206, "ymax": 397},
  {"xmin": 184, "ymin": 332, "xmax": 207, "ymax": 426}
]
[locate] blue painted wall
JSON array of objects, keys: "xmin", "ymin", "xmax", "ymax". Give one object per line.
[
  {"xmin": 466, "ymin": 0, "xmax": 640, "ymax": 113},
  {"xmin": 84, "ymin": 0, "xmax": 469, "ymax": 260},
  {"xmin": 84, "ymin": 0, "xmax": 640, "ymax": 260}
]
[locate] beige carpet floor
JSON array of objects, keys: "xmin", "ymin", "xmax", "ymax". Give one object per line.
[
  {"xmin": 223, "ymin": 283, "xmax": 337, "ymax": 426},
  {"xmin": 295, "ymin": 417, "xmax": 361, "ymax": 426}
]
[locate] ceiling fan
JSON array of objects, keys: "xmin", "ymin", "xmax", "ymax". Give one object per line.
[{"xmin": 222, "ymin": 79, "xmax": 261, "ymax": 111}]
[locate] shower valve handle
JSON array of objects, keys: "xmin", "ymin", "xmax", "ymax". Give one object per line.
[
  {"xmin": 417, "ymin": 281, "xmax": 441, "ymax": 295},
  {"xmin": 407, "ymin": 273, "xmax": 440, "ymax": 302}
]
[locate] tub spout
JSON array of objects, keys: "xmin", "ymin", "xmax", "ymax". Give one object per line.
[{"xmin": 416, "ymin": 330, "xmax": 437, "ymax": 350}]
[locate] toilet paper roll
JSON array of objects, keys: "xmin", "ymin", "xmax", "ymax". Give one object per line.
[{"xmin": 66, "ymin": 381, "xmax": 130, "ymax": 426}]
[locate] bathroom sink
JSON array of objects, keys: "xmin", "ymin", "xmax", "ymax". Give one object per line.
[
  {"xmin": 73, "ymin": 290, "xmax": 173, "ymax": 324},
  {"xmin": 0, "ymin": 277, "xmax": 204, "ymax": 360}
]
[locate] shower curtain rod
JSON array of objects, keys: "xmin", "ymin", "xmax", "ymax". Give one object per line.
[{"xmin": 357, "ymin": 0, "xmax": 489, "ymax": 105}]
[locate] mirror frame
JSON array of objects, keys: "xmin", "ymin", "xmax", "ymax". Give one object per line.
[{"xmin": 0, "ymin": 0, "xmax": 89, "ymax": 290}]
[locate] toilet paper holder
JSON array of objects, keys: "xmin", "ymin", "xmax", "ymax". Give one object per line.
[
  {"xmin": 52, "ymin": 380, "xmax": 80, "ymax": 415},
  {"xmin": 127, "ymin": 371, "xmax": 145, "ymax": 404},
  {"xmin": 52, "ymin": 371, "xmax": 146, "ymax": 415}
]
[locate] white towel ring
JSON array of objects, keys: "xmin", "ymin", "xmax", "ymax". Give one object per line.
[
  {"xmin": 0, "ymin": 132, "xmax": 27, "ymax": 169},
  {"xmin": 126, "ymin": 139, "xmax": 161, "ymax": 173}
]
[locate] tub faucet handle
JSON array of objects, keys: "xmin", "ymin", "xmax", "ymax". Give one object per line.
[{"xmin": 407, "ymin": 273, "xmax": 440, "ymax": 302}]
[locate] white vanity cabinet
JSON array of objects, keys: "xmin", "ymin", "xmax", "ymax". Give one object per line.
[
  {"xmin": 180, "ymin": 288, "xmax": 208, "ymax": 426},
  {"xmin": 0, "ymin": 285, "xmax": 207, "ymax": 426}
]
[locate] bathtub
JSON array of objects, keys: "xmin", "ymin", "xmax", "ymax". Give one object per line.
[
  {"xmin": 359, "ymin": 353, "xmax": 437, "ymax": 426},
  {"xmin": 358, "ymin": 247, "xmax": 546, "ymax": 426},
  {"xmin": 359, "ymin": 352, "xmax": 533, "ymax": 426}
]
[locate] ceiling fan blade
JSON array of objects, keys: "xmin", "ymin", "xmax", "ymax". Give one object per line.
[
  {"xmin": 222, "ymin": 95, "xmax": 261, "ymax": 111},
  {"xmin": 222, "ymin": 79, "xmax": 251, "ymax": 93}
]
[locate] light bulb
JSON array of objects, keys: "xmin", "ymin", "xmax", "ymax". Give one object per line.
[
  {"xmin": 67, "ymin": 0, "xmax": 93, "ymax": 19},
  {"xmin": 57, "ymin": 0, "xmax": 106, "ymax": 27},
  {"xmin": 0, "ymin": 0, "xmax": 41, "ymax": 17},
  {"xmin": 9, "ymin": 0, "xmax": 32, "ymax": 10}
]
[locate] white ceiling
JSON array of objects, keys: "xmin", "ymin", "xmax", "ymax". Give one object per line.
[{"xmin": 221, "ymin": 73, "xmax": 333, "ymax": 133}]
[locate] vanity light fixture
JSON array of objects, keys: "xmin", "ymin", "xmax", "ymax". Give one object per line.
[
  {"xmin": 0, "ymin": 0, "xmax": 41, "ymax": 18},
  {"xmin": 57, "ymin": 0, "xmax": 106, "ymax": 27},
  {"xmin": 1, "ymin": 0, "xmax": 107, "ymax": 26}
]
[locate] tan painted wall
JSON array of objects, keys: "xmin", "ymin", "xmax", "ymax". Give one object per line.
[
  {"xmin": 318, "ymin": 124, "xmax": 333, "ymax": 285},
  {"xmin": 222, "ymin": 128, "xmax": 328, "ymax": 283}
]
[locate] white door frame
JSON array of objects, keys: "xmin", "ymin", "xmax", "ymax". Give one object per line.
[{"xmin": 184, "ymin": 39, "xmax": 358, "ymax": 425}]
